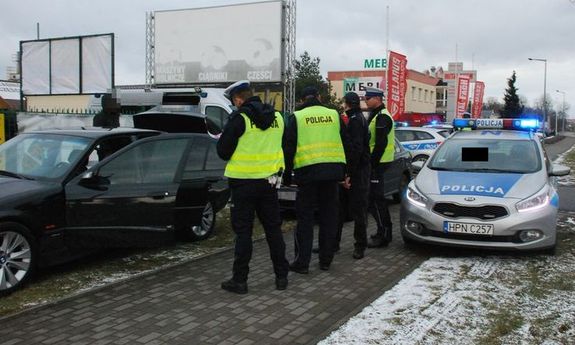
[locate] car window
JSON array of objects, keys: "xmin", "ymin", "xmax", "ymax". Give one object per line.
[
  {"xmin": 396, "ymin": 130, "xmax": 415, "ymax": 142},
  {"xmin": 437, "ymin": 130, "xmax": 450, "ymax": 138},
  {"xmin": 205, "ymin": 143, "xmax": 226, "ymax": 171},
  {"xmin": 87, "ymin": 136, "xmax": 134, "ymax": 169},
  {"xmin": 98, "ymin": 138, "xmax": 188, "ymax": 185},
  {"xmin": 183, "ymin": 137, "xmax": 210, "ymax": 174},
  {"xmin": 414, "ymin": 131, "xmax": 434, "ymax": 140},
  {"xmin": 0, "ymin": 133, "xmax": 91, "ymax": 180},
  {"xmin": 428, "ymin": 139, "xmax": 541, "ymax": 173},
  {"xmin": 205, "ymin": 106, "xmax": 228, "ymax": 134}
]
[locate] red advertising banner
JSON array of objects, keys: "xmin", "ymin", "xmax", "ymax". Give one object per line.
[
  {"xmin": 456, "ymin": 74, "xmax": 471, "ymax": 118},
  {"xmin": 472, "ymin": 81, "xmax": 485, "ymax": 119},
  {"xmin": 386, "ymin": 51, "xmax": 407, "ymax": 119}
]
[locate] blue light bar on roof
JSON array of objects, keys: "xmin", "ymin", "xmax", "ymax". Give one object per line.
[{"xmin": 453, "ymin": 118, "xmax": 539, "ymax": 131}]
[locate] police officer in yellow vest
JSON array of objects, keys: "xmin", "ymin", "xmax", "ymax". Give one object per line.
[
  {"xmin": 217, "ymin": 80, "xmax": 289, "ymax": 294},
  {"xmin": 364, "ymin": 86, "xmax": 395, "ymax": 248},
  {"xmin": 284, "ymin": 86, "xmax": 349, "ymax": 273}
]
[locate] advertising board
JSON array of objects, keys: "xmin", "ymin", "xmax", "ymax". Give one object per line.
[{"xmin": 154, "ymin": 1, "xmax": 283, "ymax": 85}]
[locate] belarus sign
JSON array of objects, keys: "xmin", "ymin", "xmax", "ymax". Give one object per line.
[{"xmin": 364, "ymin": 58, "xmax": 387, "ymax": 69}]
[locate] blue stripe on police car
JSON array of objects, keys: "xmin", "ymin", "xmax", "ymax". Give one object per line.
[{"xmin": 437, "ymin": 171, "xmax": 522, "ymax": 197}]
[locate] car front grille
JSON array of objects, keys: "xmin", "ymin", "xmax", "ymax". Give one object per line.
[{"xmin": 433, "ymin": 203, "xmax": 508, "ymax": 220}]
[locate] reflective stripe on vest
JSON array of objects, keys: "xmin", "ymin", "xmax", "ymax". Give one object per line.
[
  {"xmin": 224, "ymin": 112, "xmax": 285, "ymax": 178},
  {"xmin": 293, "ymin": 105, "xmax": 346, "ymax": 169},
  {"xmin": 369, "ymin": 109, "xmax": 395, "ymax": 163}
]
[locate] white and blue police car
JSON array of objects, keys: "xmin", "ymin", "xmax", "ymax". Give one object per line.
[
  {"xmin": 400, "ymin": 118, "xmax": 570, "ymax": 253},
  {"xmin": 395, "ymin": 126, "xmax": 450, "ymax": 164}
]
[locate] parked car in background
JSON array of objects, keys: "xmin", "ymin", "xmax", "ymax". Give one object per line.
[
  {"xmin": 278, "ymin": 138, "xmax": 412, "ymax": 214},
  {"xmin": 422, "ymin": 122, "xmax": 455, "ymax": 134},
  {"xmin": 0, "ymin": 127, "xmax": 229, "ymax": 295},
  {"xmin": 395, "ymin": 127, "xmax": 450, "ymax": 164}
]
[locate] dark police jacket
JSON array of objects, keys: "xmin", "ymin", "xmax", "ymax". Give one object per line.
[
  {"xmin": 367, "ymin": 104, "xmax": 393, "ymax": 167},
  {"xmin": 283, "ymin": 98, "xmax": 350, "ymax": 185},
  {"xmin": 216, "ymin": 96, "xmax": 279, "ymax": 187},
  {"xmin": 345, "ymin": 106, "xmax": 371, "ymax": 175}
]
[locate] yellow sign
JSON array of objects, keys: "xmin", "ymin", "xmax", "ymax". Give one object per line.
[
  {"xmin": 0, "ymin": 113, "xmax": 5, "ymax": 144},
  {"xmin": 0, "ymin": 113, "xmax": 4, "ymax": 169}
]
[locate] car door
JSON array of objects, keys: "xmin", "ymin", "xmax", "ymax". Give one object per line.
[
  {"xmin": 65, "ymin": 136, "xmax": 191, "ymax": 248},
  {"xmin": 383, "ymin": 138, "xmax": 405, "ymax": 196}
]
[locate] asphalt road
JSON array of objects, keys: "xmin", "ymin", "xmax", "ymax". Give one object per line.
[{"xmin": 545, "ymin": 133, "xmax": 575, "ymax": 212}]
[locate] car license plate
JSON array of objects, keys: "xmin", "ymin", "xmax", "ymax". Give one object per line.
[
  {"xmin": 278, "ymin": 190, "xmax": 296, "ymax": 201},
  {"xmin": 443, "ymin": 221, "xmax": 494, "ymax": 235}
]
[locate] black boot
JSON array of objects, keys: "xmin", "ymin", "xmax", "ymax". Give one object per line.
[
  {"xmin": 289, "ymin": 262, "xmax": 309, "ymax": 274},
  {"xmin": 221, "ymin": 279, "xmax": 248, "ymax": 294},
  {"xmin": 367, "ymin": 236, "xmax": 387, "ymax": 248},
  {"xmin": 275, "ymin": 277, "xmax": 288, "ymax": 290},
  {"xmin": 352, "ymin": 248, "xmax": 365, "ymax": 259}
]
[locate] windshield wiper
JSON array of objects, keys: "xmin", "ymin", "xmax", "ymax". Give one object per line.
[{"xmin": 0, "ymin": 170, "xmax": 34, "ymax": 180}]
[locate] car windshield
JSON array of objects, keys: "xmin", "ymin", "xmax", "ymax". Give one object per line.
[
  {"xmin": 0, "ymin": 133, "xmax": 92, "ymax": 180},
  {"xmin": 427, "ymin": 138, "xmax": 541, "ymax": 174}
]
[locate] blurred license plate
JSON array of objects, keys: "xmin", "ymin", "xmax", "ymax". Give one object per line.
[
  {"xmin": 278, "ymin": 190, "xmax": 296, "ymax": 201},
  {"xmin": 443, "ymin": 221, "xmax": 494, "ymax": 235}
]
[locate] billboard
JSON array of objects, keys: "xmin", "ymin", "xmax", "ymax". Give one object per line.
[
  {"xmin": 154, "ymin": 1, "xmax": 283, "ymax": 84},
  {"xmin": 21, "ymin": 33, "xmax": 114, "ymax": 95}
]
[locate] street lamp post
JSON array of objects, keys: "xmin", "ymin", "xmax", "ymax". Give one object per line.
[
  {"xmin": 528, "ymin": 58, "xmax": 547, "ymax": 132},
  {"xmin": 556, "ymin": 90, "xmax": 566, "ymax": 132}
]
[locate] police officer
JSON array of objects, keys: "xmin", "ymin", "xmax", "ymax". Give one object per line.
[
  {"xmin": 217, "ymin": 80, "xmax": 289, "ymax": 294},
  {"xmin": 364, "ymin": 86, "xmax": 395, "ymax": 248},
  {"xmin": 340, "ymin": 92, "xmax": 371, "ymax": 259},
  {"xmin": 284, "ymin": 86, "xmax": 349, "ymax": 272}
]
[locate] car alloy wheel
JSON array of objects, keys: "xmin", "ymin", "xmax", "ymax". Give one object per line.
[
  {"xmin": 0, "ymin": 224, "xmax": 35, "ymax": 295},
  {"xmin": 191, "ymin": 202, "xmax": 215, "ymax": 240}
]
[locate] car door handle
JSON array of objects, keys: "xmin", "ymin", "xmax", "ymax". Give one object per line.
[{"xmin": 147, "ymin": 192, "xmax": 170, "ymax": 199}]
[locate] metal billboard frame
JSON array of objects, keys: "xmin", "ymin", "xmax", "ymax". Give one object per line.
[{"xmin": 19, "ymin": 33, "xmax": 115, "ymax": 102}]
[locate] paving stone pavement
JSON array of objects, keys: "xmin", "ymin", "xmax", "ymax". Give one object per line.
[{"xmin": 0, "ymin": 204, "xmax": 430, "ymax": 345}]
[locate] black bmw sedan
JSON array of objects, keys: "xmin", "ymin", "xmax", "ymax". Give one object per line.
[{"xmin": 0, "ymin": 127, "xmax": 229, "ymax": 295}]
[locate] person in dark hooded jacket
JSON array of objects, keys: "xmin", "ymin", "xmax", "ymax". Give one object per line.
[{"xmin": 217, "ymin": 81, "xmax": 289, "ymax": 294}]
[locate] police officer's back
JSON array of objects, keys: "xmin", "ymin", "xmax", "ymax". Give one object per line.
[
  {"xmin": 284, "ymin": 86, "xmax": 349, "ymax": 272},
  {"xmin": 217, "ymin": 81, "xmax": 289, "ymax": 294}
]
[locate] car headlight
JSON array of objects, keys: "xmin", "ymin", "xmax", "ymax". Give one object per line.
[
  {"xmin": 406, "ymin": 185, "xmax": 428, "ymax": 208},
  {"xmin": 516, "ymin": 187, "xmax": 550, "ymax": 213}
]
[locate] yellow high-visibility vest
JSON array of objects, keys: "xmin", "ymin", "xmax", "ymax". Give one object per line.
[
  {"xmin": 369, "ymin": 109, "xmax": 395, "ymax": 163},
  {"xmin": 293, "ymin": 105, "xmax": 346, "ymax": 169},
  {"xmin": 224, "ymin": 112, "xmax": 285, "ymax": 178}
]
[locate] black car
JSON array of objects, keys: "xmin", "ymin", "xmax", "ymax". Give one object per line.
[
  {"xmin": 0, "ymin": 128, "xmax": 229, "ymax": 295},
  {"xmin": 278, "ymin": 138, "xmax": 412, "ymax": 213}
]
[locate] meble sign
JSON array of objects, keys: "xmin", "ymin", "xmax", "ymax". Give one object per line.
[{"xmin": 364, "ymin": 58, "xmax": 387, "ymax": 69}]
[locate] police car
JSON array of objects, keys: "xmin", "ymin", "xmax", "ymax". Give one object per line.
[
  {"xmin": 395, "ymin": 126, "xmax": 450, "ymax": 164},
  {"xmin": 400, "ymin": 118, "xmax": 570, "ymax": 253}
]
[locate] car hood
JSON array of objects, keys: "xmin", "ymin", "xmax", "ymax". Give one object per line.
[
  {"xmin": 0, "ymin": 177, "xmax": 62, "ymax": 207},
  {"xmin": 414, "ymin": 167, "xmax": 546, "ymax": 200}
]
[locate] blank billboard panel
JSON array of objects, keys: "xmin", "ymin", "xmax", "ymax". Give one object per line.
[
  {"xmin": 82, "ymin": 35, "xmax": 113, "ymax": 93},
  {"xmin": 154, "ymin": 1, "xmax": 283, "ymax": 84},
  {"xmin": 20, "ymin": 33, "xmax": 113, "ymax": 95},
  {"xmin": 51, "ymin": 39, "xmax": 80, "ymax": 94},
  {"xmin": 22, "ymin": 41, "xmax": 50, "ymax": 95}
]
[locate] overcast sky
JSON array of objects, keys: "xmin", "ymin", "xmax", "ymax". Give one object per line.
[{"xmin": 1, "ymin": 0, "xmax": 574, "ymax": 116}]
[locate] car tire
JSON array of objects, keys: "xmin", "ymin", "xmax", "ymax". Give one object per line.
[
  {"xmin": 179, "ymin": 202, "xmax": 216, "ymax": 242},
  {"xmin": 392, "ymin": 173, "xmax": 411, "ymax": 204},
  {"xmin": 0, "ymin": 222, "xmax": 37, "ymax": 296},
  {"xmin": 412, "ymin": 154, "xmax": 429, "ymax": 164}
]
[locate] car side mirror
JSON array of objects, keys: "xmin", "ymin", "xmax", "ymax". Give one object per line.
[
  {"xmin": 411, "ymin": 160, "xmax": 425, "ymax": 172},
  {"xmin": 549, "ymin": 164, "xmax": 571, "ymax": 177},
  {"xmin": 79, "ymin": 170, "xmax": 110, "ymax": 191}
]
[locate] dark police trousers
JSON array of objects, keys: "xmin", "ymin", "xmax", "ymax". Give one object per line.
[
  {"xmin": 230, "ymin": 180, "xmax": 289, "ymax": 283},
  {"xmin": 369, "ymin": 164, "xmax": 393, "ymax": 243},
  {"xmin": 293, "ymin": 181, "xmax": 339, "ymax": 268},
  {"xmin": 350, "ymin": 167, "xmax": 371, "ymax": 250}
]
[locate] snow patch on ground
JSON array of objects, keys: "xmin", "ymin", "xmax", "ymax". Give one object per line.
[
  {"xmin": 554, "ymin": 145, "xmax": 575, "ymax": 186},
  {"xmin": 319, "ymin": 253, "xmax": 575, "ymax": 345}
]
